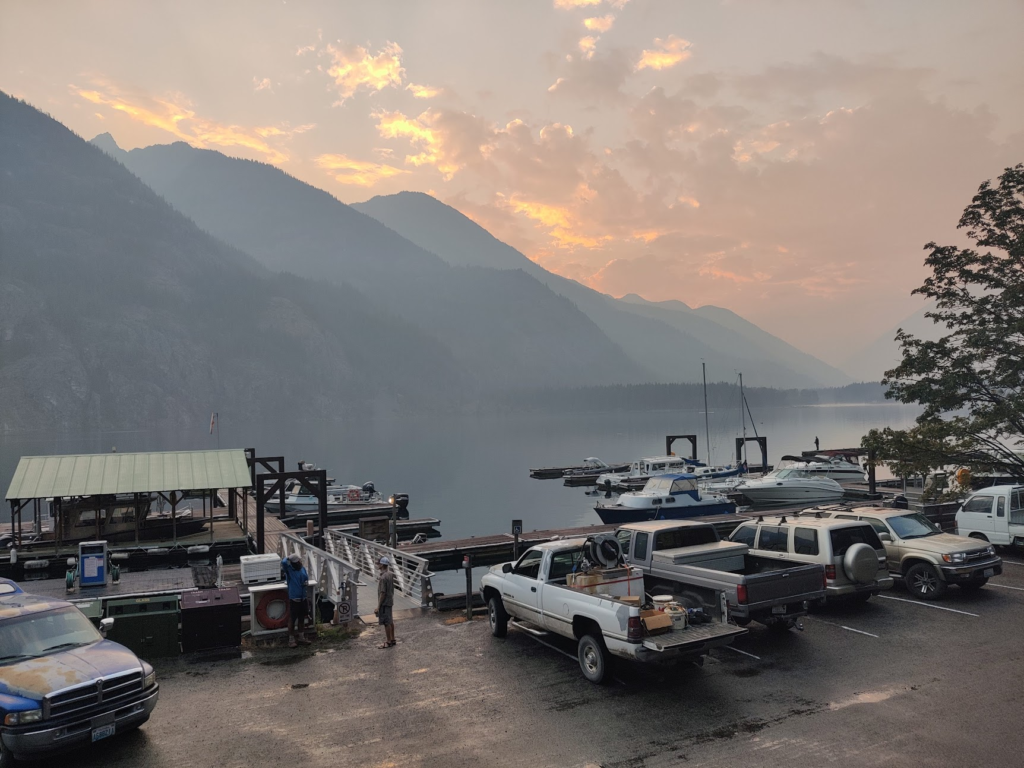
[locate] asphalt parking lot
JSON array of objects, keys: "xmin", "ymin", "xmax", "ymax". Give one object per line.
[{"xmin": 68, "ymin": 554, "xmax": 1024, "ymax": 768}]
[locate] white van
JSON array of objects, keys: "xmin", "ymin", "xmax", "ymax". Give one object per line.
[{"xmin": 955, "ymin": 485, "xmax": 1024, "ymax": 545}]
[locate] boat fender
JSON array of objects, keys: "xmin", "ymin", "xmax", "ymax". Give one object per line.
[{"xmin": 255, "ymin": 591, "xmax": 290, "ymax": 630}]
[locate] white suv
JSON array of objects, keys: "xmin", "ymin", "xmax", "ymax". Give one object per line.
[{"xmin": 728, "ymin": 513, "xmax": 893, "ymax": 603}]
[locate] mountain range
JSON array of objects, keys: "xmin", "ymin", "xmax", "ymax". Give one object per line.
[{"xmin": 0, "ymin": 92, "xmax": 866, "ymax": 432}]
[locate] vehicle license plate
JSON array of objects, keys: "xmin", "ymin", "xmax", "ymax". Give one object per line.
[
  {"xmin": 92, "ymin": 724, "xmax": 115, "ymax": 742},
  {"xmin": 771, "ymin": 606, "xmax": 786, "ymax": 615},
  {"xmin": 984, "ymin": 568, "xmax": 995, "ymax": 578}
]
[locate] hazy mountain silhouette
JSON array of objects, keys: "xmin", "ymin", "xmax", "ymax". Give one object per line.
[
  {"xmin": 0, "ymin": 93, "xmax": 468, "ymax": 431},
  {"xmin": 839, "ymin": 302, "xmax": 939, "ymax": 381},
  {"xmin": 102, "ymin": 141, "xmax": 639, "ymax": 390},
  {"xmin": 353, "ymin": 191, "xmax": 850, "ymax": 388}
]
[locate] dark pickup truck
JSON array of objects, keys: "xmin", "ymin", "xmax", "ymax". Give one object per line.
[{"xmin": 618, "ymin": 520, "xmax": 827, "ymax": 631}]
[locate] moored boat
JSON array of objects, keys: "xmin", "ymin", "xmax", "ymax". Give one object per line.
[
  {"xmin": 731, "ymin": 468, "xmax": 844, "ymax": 506},
  {"xmin": 595, "ymin": 473, "xmax": 737, "ymax": 524}
]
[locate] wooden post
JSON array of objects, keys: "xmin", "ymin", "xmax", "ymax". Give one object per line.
[
  {"xmin": 172, "ymin": 492, "xmax": 177, "ymax": 546},
  {"xmin": 134, "ymin": 493, "xmax": 140, "ymax": 545},
  {"xmin": 316, "ymin": 469, "xmax": 327, "ymax": 548},
  {"xmin": 256, "ymin": 479, "xmax": 266, "ymax": 555},
  {"xmin": 868, "ymin": 448, "xmax": 877, "ymax": 496},
  {"xmin": 209, "ymin": 489, "xmax": 215, "ymax": 544},
  {"xmin": 465, "ymin": 555, "xmax": 473, "ymax": 621}
]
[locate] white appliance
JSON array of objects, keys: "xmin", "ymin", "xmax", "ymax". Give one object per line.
[{"xmin": 240, "ymin": 553, "xmax": 282, "ymax": 585}]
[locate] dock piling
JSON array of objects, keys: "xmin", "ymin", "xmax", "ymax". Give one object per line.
[{"xmin": 464, "ymin": 555, "xmax": 472, "ymax": 621}]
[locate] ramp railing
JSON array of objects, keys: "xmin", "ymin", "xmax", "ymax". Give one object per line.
[
  {"xmin": 279, "ymin": 532, "xmax": 360, "ymax": 623},
  {"xmin": 325, "ymin": 529, "xmax": 434, "ymax": 607}
]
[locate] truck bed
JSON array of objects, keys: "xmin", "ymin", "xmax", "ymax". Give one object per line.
[{"xmin": 641, "ymin": 621, "xmax": 747, "ymax": 652}]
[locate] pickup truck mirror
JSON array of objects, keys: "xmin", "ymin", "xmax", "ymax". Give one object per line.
[
  {"xmin": 878, "ymin": 532, "xmax": 892, "ymax": 542},
  {"xmin": 99, "ymin": 617, "xmax": 114, "ymax": 637},
  {"xmin": 502, "ymin": 563, "xmax": 513, "ymax": 574}
]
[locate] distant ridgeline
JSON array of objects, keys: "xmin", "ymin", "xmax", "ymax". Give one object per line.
[{"xmin": 491, "ymin": 382, "xmax": 889, "ymax": 414}]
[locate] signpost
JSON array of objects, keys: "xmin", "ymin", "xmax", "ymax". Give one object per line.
[{"xmin": 512, "ymin": 519, "xmax": 523, "ymax": 560}]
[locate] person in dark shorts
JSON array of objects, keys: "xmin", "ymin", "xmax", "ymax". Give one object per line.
[
  {"xmin": 282, "ymin": 553, "xmax": 310, "ymax": 648},
  {"xmin": 376, "ymin": 556, "xmax": 396, "ymax": 648}
]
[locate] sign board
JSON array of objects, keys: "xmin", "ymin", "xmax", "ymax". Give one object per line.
[
  {"xmin": 359, "ymin": 516, "xmax": 390, "ymax": 541},
  {"xmin": 79, "ymin": 541, "xmax": 108, "ymax": 588},
  {"xmin": 512, "ymin": 519, "xmax": 523, "ymax": 536}
]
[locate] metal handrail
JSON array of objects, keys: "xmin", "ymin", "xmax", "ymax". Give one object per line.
[
  {"xmin": 325, "ymin": 529, "xmax": 434, "ymax": 607},
  {"xmin": 279, "ymin": 532, "xmax": 360, "ymax": 623}
]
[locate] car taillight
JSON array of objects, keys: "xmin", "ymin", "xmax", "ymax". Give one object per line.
[
  {"xmin": 627, "ymin": 615, "xmax": 642, "ymax": 640},
  {"xmin": 736, "ymin": 584, "xmax": 748, "ymax": 604},
  {"xmin": 825, "ymin": 564, "xmax": 836, "ymax": 581}
]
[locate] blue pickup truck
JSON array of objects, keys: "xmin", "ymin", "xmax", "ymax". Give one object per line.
[{"xmin": 0, "ymin": 579, "xmax": 159, "ymax": 765}]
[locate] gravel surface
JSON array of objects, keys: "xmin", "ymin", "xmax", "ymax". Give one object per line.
[{"xmin": 69, "ymin": 556, "xmax": 1024, "ymax": 768}]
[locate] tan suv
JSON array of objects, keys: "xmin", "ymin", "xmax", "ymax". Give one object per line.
[
  {"xmin": 728, "ymin": 513, "xmax": 893, "ymax": 603},
  {"xmin": 812, "ymin": 505, "xmax": 1002, "ymax": 600}
]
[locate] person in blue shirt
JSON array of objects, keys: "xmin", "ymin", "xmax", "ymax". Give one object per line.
[{"xmin": 281, "ymin": 553, "xmax": 310, "ymax": 648}]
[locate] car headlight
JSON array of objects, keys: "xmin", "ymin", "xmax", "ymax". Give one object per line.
[
  {"xmin": 985, "ymin": 546, "xmax": 995, "ymax": 557},
  {"xmin": 144, "ymin": 670, "xmax": 157, "ymax": 689},
  {"xmin": 942, "ymin": 552, "xmax": 967, "ymax": 563},
  {"xmin": 4, "ymin": 709, "xmax": 42, "ymax": 725}
]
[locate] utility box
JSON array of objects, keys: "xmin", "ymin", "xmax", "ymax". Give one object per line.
[
  {"xmin": 249, "ymin": 582, "xmax": 290, "ymax": 637},
  {"xmin": 240, "ymin": 553, "xmax": 283, "ymax": 585},
  {"xmin": 106, "ymin": 595, "xmax": 180, "ymax": 658},
  {"xmin": 78, "ymin": 541, "xmax": 108, "ymax": 588},
  {"xmin": 181, "ymin": 587, "xmax": 241, "ymax": 653}
]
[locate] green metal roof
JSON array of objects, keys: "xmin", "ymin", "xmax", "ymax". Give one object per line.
[{"xmin": 5, "ymin": 449, "xmax": 252, "ymax": 501}]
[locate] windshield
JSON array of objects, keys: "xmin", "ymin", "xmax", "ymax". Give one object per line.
[
  {"xmin": 0, "ymin": 606, "xmax": 101, "ymax": 663},
  {"xmin": 887, "ymin": 513, "xmax": 941, "ymax": 539}
]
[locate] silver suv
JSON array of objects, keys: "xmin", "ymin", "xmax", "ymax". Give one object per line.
[{"xmin": 728, "ymin": 513, "xmax": 894, "ymax": 603}]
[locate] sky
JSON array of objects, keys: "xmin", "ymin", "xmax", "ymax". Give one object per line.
[{"xmin": 3, "ymin": 0, "xmax": 1023, "ymax": 365}]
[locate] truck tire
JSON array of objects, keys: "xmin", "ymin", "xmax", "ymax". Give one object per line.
[
  {"xmin": 488, "ymin": 596, "xmax": 508, "ymax": 638},
  {"xmin": 578, "ymin": 634, "xmax": 608, "ymax": 684},
  {"xmin": 906, "ymin": 563, "xmax": 947, "ymax": 600},
  {"xmin": 0, "ymin": 736, "xmax": 14, "ymax": 768}
]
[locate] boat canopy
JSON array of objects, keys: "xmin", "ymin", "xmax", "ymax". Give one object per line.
[{"xmin": 644, "ymin": 473, "xmax": 699, "ymax": 494}]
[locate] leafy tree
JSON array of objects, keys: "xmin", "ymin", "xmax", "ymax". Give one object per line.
[{"xmin": 871, "ymin": 164, "xmax": 1024, "ymax": 479}]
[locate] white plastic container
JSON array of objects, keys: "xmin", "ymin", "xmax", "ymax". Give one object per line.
[{"xmin": 240, "ymin": 553, "xmax": 282, "ymax": 585}]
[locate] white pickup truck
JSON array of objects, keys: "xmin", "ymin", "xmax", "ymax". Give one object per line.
[
  {"xmin": 956, "ymin": 485, "xmax": 1024, "ymax": 546},
  {"xmin": 480, "ymin": 537, "xmax": 746, "ymax": 684},
  {"xmin": 617, "ymin": 521, "xmax": 827, "ymax": 631}
]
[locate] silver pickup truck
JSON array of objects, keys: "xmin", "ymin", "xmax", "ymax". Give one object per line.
[{"xmin": 618, "ymin": 521, "xmax": 827, "ymax": 631}]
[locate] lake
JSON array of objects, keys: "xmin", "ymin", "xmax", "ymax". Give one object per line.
[{"xmin": 1, "ymin": 404, "xmax": 919, "ymax": 537}]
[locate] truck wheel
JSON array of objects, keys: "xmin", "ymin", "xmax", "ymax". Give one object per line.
[
  {"xmin": 488, "ymin": 596, "xmax": 508, "ymax": 638},
  {"xmin": 578, "ymin": 634, "xmax": 608, "ymax": 684},
  {"xmin": 0, "ymin": 737, "xmax": 14, "ymax": 768},
  {"xmin": 959, "ymin": 578, "xmax": 988, "ymax": 591},
  {"xmin": 906, "ymin": 563, "xmax": 947, "ymax": 600},
  {"xmin": 851, "ymin": 591, "xmax": 873, "ymax": 604}
]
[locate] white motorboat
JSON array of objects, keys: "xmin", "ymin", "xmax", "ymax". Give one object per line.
[
  {"xmin": 732, "ymin": 469, "xmax": 844, "ymax": 506},
  {"xmin": 275, "ymin": 482, "xmax": 384, "ymax": 512},
  {"xmin": 778, "ymin": 455, "xmax": 866, "ymax": 484},
  {"xmin": 595, "ymin": 474, "xmax": 737, "ymax": 524},
  {"xmin": 596, "ymin": 455, "xmax": 693, "ymax": 488}
]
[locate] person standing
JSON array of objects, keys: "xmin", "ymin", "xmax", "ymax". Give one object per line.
[
  {"xmin": 281, "ymin": 553, "xmax": 310, "ymax": 648},
  {"xmin": 814, "ymin": 436, "xmax": 820, "ymax": 452},
  {"xmin": 377, "ymin": 556, "xmax": 396, "ymax": 648}
]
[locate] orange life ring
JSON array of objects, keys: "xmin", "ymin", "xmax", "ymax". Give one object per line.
[
  {"xmin": 255, "ymin": 589, "xmax": 289, "ymax": 630},
  {"xmin": 956, "ymin": 467, "xmax": 972, "ymax": 486},
  {"xmin": 347, "ymin": 488, "xmax": 361, "ymax": 502}
]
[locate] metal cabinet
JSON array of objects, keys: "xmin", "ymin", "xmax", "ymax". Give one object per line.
[
  {"xmin": 181, "ymin": 587, "xmax": 241, "ymax": 652},
  {"xmin": 105, "ymin": 595, "xmax": 180, "ymax": 658}
]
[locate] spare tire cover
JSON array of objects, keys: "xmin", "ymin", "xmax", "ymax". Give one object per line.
[{"xmin": 844, "ymin": 542, "xmax": 878, "ymax": 584}]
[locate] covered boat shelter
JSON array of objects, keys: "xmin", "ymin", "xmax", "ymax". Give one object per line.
[{"xmin": 4, "ymin": 449, "xmax": 253, "ymax": 551}]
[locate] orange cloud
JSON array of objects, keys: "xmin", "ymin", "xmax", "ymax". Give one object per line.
[
  {"xmin": 583, "ymin": 15, "xmax": 615, "ymax": 32},
  {"xmin": 406, "ymin": 83, "xmax": 442, "ymax": 99},
  {"xmin": 325, "ymin": 42, "xmax": 405, "ymax": 102},
  {"xmin": 578, "ymin": 36, "xmax": 598, "ymax": 59},
  {"xmin": 375, "ymin": 109, "xmax": 461, "ymax": 178},
  {"xmin": 636, "ymin": 35, "xmax": 692, "ymax": 71},
  {"xmin": 315, "ymin": 153, "xmax": 407, "ymax": 186},
  {"xmin": 554, "ymin": 0, "xmax": 601, "ymax": 8},
  {"xmin": 501, "ymin": 193, "xmax": 612, "ymax": 250},
  {"xmin": 76, "ymin": 83, "xmax": 300, "ymax": 164},
  {"xmin": 253, "ymin": 77, "xmax": 272, "ymax": 92}
]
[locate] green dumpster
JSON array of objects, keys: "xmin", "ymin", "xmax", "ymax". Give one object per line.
[{"xmin": 105, "ymin": 595, "xmax": 180, "ymax": 658}]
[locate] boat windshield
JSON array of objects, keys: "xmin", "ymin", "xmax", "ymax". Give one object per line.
[
  {"xmin": 773, "ymin": 469, "xmax": 810, "ymax": 480},
  {"xmin": 670, "ymin": 478, "xmax": 697, "ymax": 494},
  {"xmin": 0, "ymin": 606, "xmax": 101, "ymax": 664},
  {"xmin": 887, "ymin": 513, "xmax": 941, "ymax": 539},
  {"xmin": 645, "ymin": 477, "xmax": 675, "ymax": 494}
]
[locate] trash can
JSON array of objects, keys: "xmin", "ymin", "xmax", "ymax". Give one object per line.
[
  {"xmin": 181, "ymin": 587, "xmax": 241, "ymax": 652},
  {"xmin": 105, "ymin": 595, "xmax": 180, "ymax": 658}
]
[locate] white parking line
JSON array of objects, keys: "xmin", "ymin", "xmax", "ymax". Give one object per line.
[
  {"xmin": 841, "ymin": 625, "xmax": 880, "ymax": 638},
  {"xmin": 1001, "ymin": 560, "xmax": 1024, "ymax": 567},
  {"xmin": 989, "ymin": 583, "xmax": 1024, "ymax": 592},
  {"xmin": 878, "ymin": 595, "xmax": 979, "ymax": 616},
  {"xmin": 722, "ymin": 646, "xmax": 761, "ymax": 660},
  {"xmin": 806, "ymin": 618, "xmax": 879, "ymax": 638}
]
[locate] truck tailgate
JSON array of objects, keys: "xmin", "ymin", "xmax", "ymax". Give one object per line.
[
  {"xmin": 744, "ymin": 562, "xmax": 824, "ymax": 605},
  {"xmin": 642, "ymin": 623, "xmax": 746, "ymax": 653}
]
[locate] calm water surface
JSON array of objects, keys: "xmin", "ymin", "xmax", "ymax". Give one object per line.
[{"xmin": 1, "ymin": 405, "xmax": 919, "ymax": 537}]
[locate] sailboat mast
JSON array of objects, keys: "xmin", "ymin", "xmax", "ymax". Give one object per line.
[
  {"xmin": 739, "ymin": 373, "xmax": 747, "ymax": 465},
  {"xmin": 702, "ymin": 361, "xmax": 711, "ymax": 464}
]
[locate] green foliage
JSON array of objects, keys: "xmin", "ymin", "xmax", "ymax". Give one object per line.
[{"xmin": 876, "ymin": 164, "xmax": 1024, "ymax": 477}]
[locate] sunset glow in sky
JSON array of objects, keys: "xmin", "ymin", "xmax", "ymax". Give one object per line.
[{"xmin": 3, "ymin": 0, "xmax": 1023, "ymax": 362}]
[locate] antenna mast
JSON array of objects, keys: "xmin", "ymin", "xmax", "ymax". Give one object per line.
[
  {"xmin": 702, "ymin": 361, "xmax": 711, "ymax": 464},
  {"xmin": 739, "ymin": 373, "xmax": 747, "ymax": 465}
]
